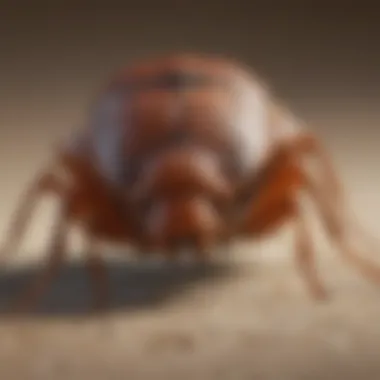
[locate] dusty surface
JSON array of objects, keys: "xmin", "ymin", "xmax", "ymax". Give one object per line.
[
  {"xmin": 0, "ymin": 246, "xmax": 380, "ymax": 380},
  {"xmin": 1, "ymin": 114, "xmax": 380, "ymax": 380}
]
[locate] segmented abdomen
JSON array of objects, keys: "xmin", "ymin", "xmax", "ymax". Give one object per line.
[{"xmin": 75, "ymin": 54, "xmax": 302, "ymax": 187}]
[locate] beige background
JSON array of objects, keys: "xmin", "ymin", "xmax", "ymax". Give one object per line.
[{"xmin": 0, "ymin": 2, "xmax": 380, "ymax": 379}]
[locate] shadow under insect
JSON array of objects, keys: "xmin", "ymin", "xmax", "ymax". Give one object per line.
[{"xmin": 0, "ymin": 255, "xmax": 238, "ymax": 318}]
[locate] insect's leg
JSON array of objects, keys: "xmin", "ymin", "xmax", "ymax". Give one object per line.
[
  {"xmin": 9, "ymin": 200, "xmax": 69, "ymax": 313},
  {"xmin": 293, "ymin": 200, "xmax": 328, "ymax": 299},
  {"xmin": 286, "ymin": 131, "xmax": 344, "ymax": 206},
  {"xmin": 83, "ymin": 235, "xmax": 110, "ymax": 312},
  {"xmin": 237, "ymin": 153, "xmax": 329, "ymax": 299},
  {"xmin": 302, "ymin": 132, "xmax": 380, "ymax": 255},
  {"xmin": 305, "ymin": 177, "xmax": 380, "ymax": 286},
  {"xmin": 237, "ymin": 148, "xmax": 301, "ymax": 236},
  {"xmin": 242, "ymin": 194, "xmax": 329, "ymax": 299},
  {"xmin": 0, "ymin": 171, "xmax": 63, "ymax": 263},
  {"xmin": 287, "ymin": 132, "xmax": 380, "ymax": 285}
]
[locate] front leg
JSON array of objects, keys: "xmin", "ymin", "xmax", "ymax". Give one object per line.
[
  {"xmin": 0, "ymin": 171, "xmax": 64, "ymax": 264},
  {"xmin": 234, "ymin": 145, "xmax": 329, "ymax": 300}
]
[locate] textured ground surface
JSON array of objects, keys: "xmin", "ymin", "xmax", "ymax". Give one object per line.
[{"xmin": 0, "ymin": 249, "xmax": 380, "ymax": 380}]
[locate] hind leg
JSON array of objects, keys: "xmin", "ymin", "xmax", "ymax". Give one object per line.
[
  {"xmin": 289, "ymin": 133, "xmax": 380, "ymax": 286},
  {"xmin": 0, "ymin": 169, "xmax": 74, "ymax": 312},
  {"xmin": 305, "ymin": 177, "xmax": 380, "ymax": 286},
  {"xmin": 9, "ymin": 201, "xmax": 70, "ymax": 312}
]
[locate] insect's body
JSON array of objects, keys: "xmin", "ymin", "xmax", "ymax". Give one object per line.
[
  {"xmin": 2, "ymin": 53, "xmax": 380, "ymax": 312},
  {"xmin": 66, "ymin": 55, "xmax": 301, "ymax": 250}
]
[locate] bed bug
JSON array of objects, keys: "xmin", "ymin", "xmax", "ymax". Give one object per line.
[{"xmin": 1, "ymin": 52, "xmax": 380, "ymax": 312}]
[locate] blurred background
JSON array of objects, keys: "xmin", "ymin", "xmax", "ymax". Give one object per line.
[{"xmin": 0, "ymin": 2, "xmax": 380, "ymax": 379}]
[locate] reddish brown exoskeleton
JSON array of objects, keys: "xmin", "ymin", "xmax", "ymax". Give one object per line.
[{"xmin": 1, "ymin": 53, "xmax": 380, "ymax": 312}]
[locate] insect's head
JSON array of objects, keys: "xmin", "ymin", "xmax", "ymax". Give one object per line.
[{"xmin": 129, "ymin": 146, "xmax": 233, "ymax": 255}]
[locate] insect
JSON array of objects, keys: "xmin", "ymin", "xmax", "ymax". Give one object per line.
[{"xmin": 1, "ymin": 52, "xmax": 380, "ymax": 312}]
